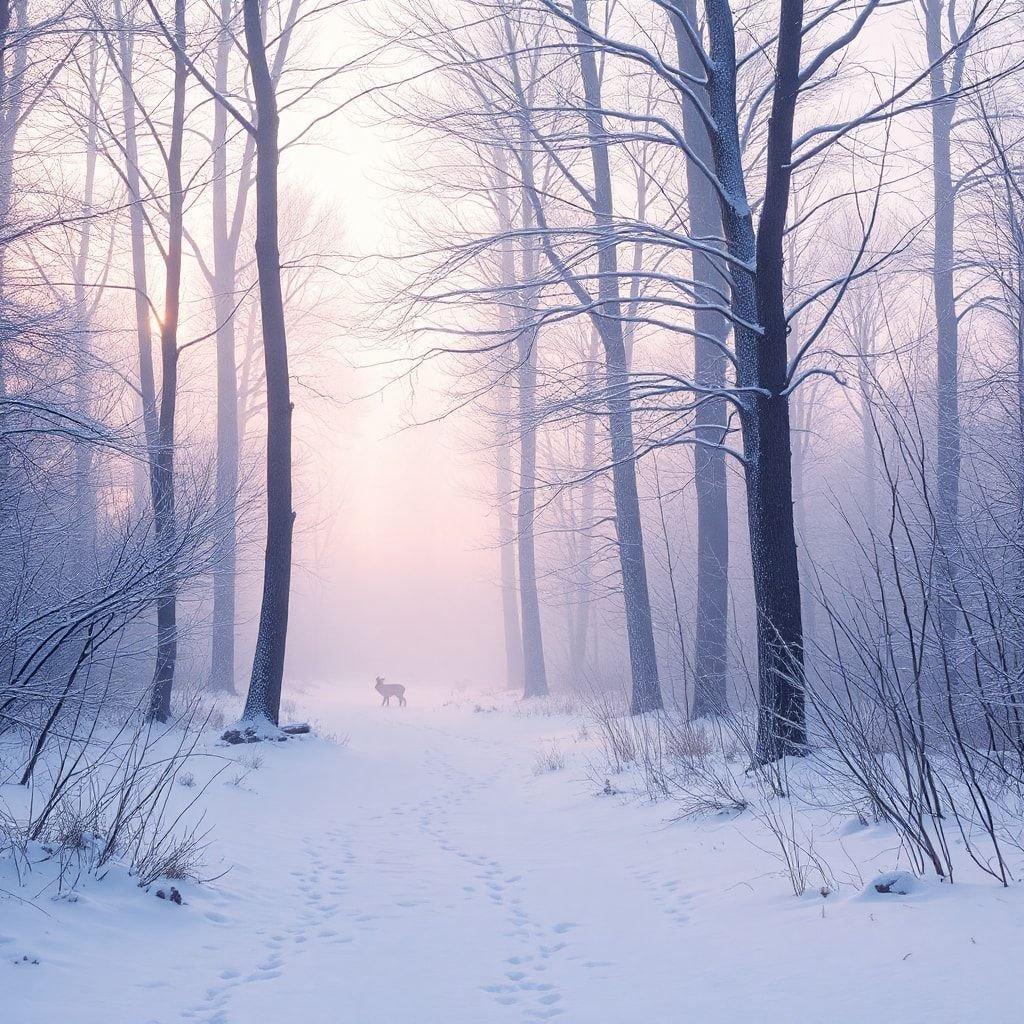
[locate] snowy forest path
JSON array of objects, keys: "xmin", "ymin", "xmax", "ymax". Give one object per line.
[
  {"xmin": 171, "ymin": 692, "xmax": 697, "ymax": 1024},
  {"xmin": 11, "ymin": 686, "xmax": 1019, "ymax": 1024}
]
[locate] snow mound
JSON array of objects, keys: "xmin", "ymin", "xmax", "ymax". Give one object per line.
[{"xmin": 866, "ymin": 871, "xmax": 923, "ymax": 897}]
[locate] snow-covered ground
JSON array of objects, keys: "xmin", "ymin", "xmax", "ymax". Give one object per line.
[{"xmin": 5, "ymin": 683, "xmax": 1023, "ymax": 1023}]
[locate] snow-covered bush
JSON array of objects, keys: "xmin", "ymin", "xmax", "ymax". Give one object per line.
[
  {"xmin": 586, "ymin": 692, "xmax": 749, "ymax": 810},
  {"xmin": 803, "ymin": 415, "xmax": 1024, "ymax": 885},
  {"xmin": 514, "ymin": 693, "xmax": 583, "ymax": 718},
  {"xmin": 2, "ymin": 704, "xmax": 219, "ymax": 895},
  {"xmin": 533, "ymin": 743, "xmax": 567, "ymax": 774},
  {"xmin": 587, "ymin": 693, "xmax": 638, "ymax": 775}
]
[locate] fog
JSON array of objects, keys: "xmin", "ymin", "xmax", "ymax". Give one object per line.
[
  {"xmin": 274, "ymin": 116, "xmax": 503, "ymax": 688},
  {"xmin": 6, "ymin": 1, "xmax": 1024, "ymax": 1020},
  {"xmin": 287, "ymin": 378, "xmax": 506, "ymax": 688}
]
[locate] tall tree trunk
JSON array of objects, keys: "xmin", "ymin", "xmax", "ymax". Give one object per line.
[
  {"xmin": 496, "ymin": 402, "xmax": 524, "ymax": 691},
  {"xmin": 568, "ymin": 332, "xmax": 598, "ymax": 684},
  {"xmin": 854, "ymin": 304, "xmax": 878, "ymax": 530},
  {"xmin": 700, "ymin": 0, "xmax": 807, "ymax": 760},
  {"xmin": 671, "ymin": 0, "xmax": 730, "ymax": 717},
  {"xmin": 492, "ymin": 153, "xmax": 526, "ymax": 692},
  {"xmin": 240, "ymin": 0, "xmax": 293, "ymax": 727},
  {"xmin": 72, "ymin": 40, "xmax": 100, "ymax": 558},
  {"xmin": 516, "ymin": 199, "xmax": 549, "ymax": 699},
  {"xmin": 210, "ymin": 0, "xmax": 241, "ymax": 693},
  {"xmin": 493, "ymin": 135, "xmax": 548, "ymax": 698},
  {"xmin": 1017, "ymin": 256, "xmax": 1024, "ymax": 549},
  {"xmin": 111, "ymin": 0, "xmax": 159, "ymax": 499},
  {"xmin": 925, "ymin": 0, "xmax": 960, "ymax": 641},
  {"xmin": 860, "ymin": 389, "xmax": 877, "ymax": 526},
  {"xmin": 1014, "ymin": 254, "xmax": 1024, "ymax": 692},
  {"xmin": 148, "ymin": 0, "xmax": 187, "ymax": 723},
  {"xmin": 0, "ymin": 0, "xmax": 28, "ymax": 493},
  {"xmin": 571, "ymin": 0, "xmax": 662, "ymax": 714},
  {"xmin": 0, "ymin": 1, "xmax": 10, "ymax": 123},
  {"xmin": 207, "ymin": 0, "xmax": 301, "ymax": 695}
]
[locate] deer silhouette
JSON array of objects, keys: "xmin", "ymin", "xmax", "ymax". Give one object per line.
[{"xmin": 375, "ymin": 676, "xmax": 407, "ymax": 707}]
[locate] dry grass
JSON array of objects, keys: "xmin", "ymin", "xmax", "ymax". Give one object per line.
[
  {"xmin": 532, "ymin": 743, "xmax": 567, "ymax": 775},
  {"xmin": 513, "ymin": 693, "xmax": 584, "ymax": 718}
]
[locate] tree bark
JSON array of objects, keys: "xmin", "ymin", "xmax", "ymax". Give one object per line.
[
  {"xmin": 496, "ymin": 400, "xmax": 525, "ymax": 691},
  {"xmin": 924, "ymin": 0, "xmax": 960, "ymax": 643},
  {"xmin": 671, "ymin": 0, "xmax": 730, "ymax": 717},
  {"xmin": 148, "ymin": 0, "xmax": 187, "ymax": 723},
  {"xmin": 568, "ymin": 331, "xmax": 598, "ymax": 684},
  {"xmin": 208, "ymin": 0, "xmax": 300, "ymax": 696},
  {"xmin": 111, "ymin": 0, "xmax": 159, "ymax": 500},
  {"xmin": 210, "ymin": 0, "xmax": 242, "ymax": 693},
  {"xmin": 0, "ymin": 0, "xmax": 28, "ymax": 489},
  {"xmin": 571, "ymin": 0, "xmax": 662, "ymax": 714},
  {"xmin": 240, "ymin": 0, "xmax": 293, "ymax": 727},
  {"xmin": 516, "ymin": 189, "xmax": 549, "ymax": 699},
  {"xmin": 491, "ymin": 151, "xmax": 527, "ymax": 692},
  {"xmin": 700, "ymin": 0, "xmax": 807, "ymax": 760},
  {"xmin": 72, "ymin": 40, "xmax": 100, "ymax": 559}
]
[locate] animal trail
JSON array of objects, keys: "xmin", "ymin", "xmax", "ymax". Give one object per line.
[
  {"xmin": 448, "ymin": 847, "xmax": 573, "ymax": 1021},
  {"xmin": 631, "ymin": 865, "xmax": 696, "ymax": 926},
  {"xmin": 180, "ymin": 820, "xmax": 358, "ymax": 1023}
]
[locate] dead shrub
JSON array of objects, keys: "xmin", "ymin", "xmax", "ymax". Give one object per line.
[{"xmin": 532, "ymin": 743, "xmax": 567, "ymax": 775}]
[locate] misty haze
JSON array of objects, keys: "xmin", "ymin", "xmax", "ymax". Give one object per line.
[{"xmin": 3, "ymin": 0, "xmax": 1023, "ymax": 1022}]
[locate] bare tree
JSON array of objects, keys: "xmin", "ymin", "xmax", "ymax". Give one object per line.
[
  {"xmin": 147, "ymin": 0, "xmax": 187, "ymax": 722},
  {"xmin": 207, "ymin": 0, "xmax": 250, "ymax": 694},
  {"xmin": 105, "ymin": 0, "xmax": 159, "ymax": 489},
  {"xmin": 199, "ymin": 0, "xmax": 300, "ymax": 695},
  {"xmin": 69, "ymin": 38, "xmax": 102, "ymax": 557},
  {"xmin": 698, "ymin": 0, "xmax": 807, "ymax": 759},
  {"xmin": 237, "ymin": 0, "xmax": 294, "ymax": 726},
  {"xmin": 670, "ymin": 0, "xmax": 729, "ymax": 717},
  {"xmin": 495, "ymin": 381, "xmax": 526, "ymax": 691},
  {"xmin": 494, "ymin": 144, "xmax": 549, "ymax": 697},
  {"xmin": 556, "ymin": 0, "xmax": 663, "ymax": 713},
  {"xmin": 923, "ymin": 0, "xmax": 980, "ymax": 646}
]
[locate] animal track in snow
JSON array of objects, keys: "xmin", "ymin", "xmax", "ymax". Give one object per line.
[
  {"xmin": 180, "ymin": 817, "xmax": 359, "ymax": 1023},
  {"xmin": 631, "ymin": 865, "xmax": 697, "ymax": 926}
]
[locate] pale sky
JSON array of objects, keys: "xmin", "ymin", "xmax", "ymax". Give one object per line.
[{"xmin": 278, "ymin": 86, "xmax": 507, "ymax": 692}]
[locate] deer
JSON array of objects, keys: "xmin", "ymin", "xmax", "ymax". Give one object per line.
[{"xmin": 375, "ymin": 676, "xmax": 407, "ymax": 707}]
